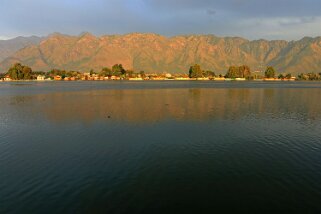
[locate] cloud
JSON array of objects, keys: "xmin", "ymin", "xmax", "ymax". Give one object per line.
[
  {"xmin": 143, "ymin": 0, "xmax": 321, "ymax": 17},
  {"xmin": 0, "ymin": 0, "xmax": 320, "ymax": 40},
  {"xmin": 206, "ymin": 9, "xmax": 216, "ymax": 16}
]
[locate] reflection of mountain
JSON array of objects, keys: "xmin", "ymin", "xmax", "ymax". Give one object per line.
[{"xmin": 13, "ymin": 88, "xmax": 321, "ymax": 124}]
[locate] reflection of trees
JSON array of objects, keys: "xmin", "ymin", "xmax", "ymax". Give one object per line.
[{"xmin": 8, "ymin": 88, "xmax": 321, "ymax": 124}]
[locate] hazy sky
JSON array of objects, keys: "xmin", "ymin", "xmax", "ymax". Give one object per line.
[{"xmin": 0, "ymin": 0, "xmax": 320, "ymax": 40}]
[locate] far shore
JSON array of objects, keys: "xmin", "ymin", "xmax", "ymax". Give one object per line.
[{"xmin": 0, "ymin": 77, "xmax": 301, "ymax": 82}]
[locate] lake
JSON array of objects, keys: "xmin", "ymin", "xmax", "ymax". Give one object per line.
[{"xmin": 1, "ymin": 81, "xmax": 321, "ymax": 213}]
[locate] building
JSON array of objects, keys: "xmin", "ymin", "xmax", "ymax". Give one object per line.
[
  {"xmin": 54, "ymin": 75, "xmax": 62, "ymax": 81},
  {"xmin": 4, "ymin": 75, "xmax": 12, "ymax": 81},
  {"xmin": 37, "ymin": 75, "xmax": 45, "ymax": 81},
  {"xmin": 175, "ymin": 77, "xmax": 190, "ymax": 80},
  {"xmin": 110, "ymin": 76, "xmax": 121, "ymax": 80},
  {"xmin": 129, "ymin": 77, "xmax": 143, "ymax": 81},
  {"xmin": 197, "ymin": 77, "xmax": 210, "ymax": 81},
  {"xmin": 235, "ymin": 78, "xmax": 246, "ymax": 81},
  {"xmin": 165, "ymin": 73, "xmax": 172, "ymax": 78},
  {"xmin": 213, "ymin": 77, "xmax": 226, "ymax": 81},
  {"xmin": 151, "ymin": 77, "xmax": 165, "ymax": 80}
]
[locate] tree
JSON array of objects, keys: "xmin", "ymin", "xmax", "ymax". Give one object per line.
[
  {"xmin": 49, "ymin": 69, "xmax": 66, "ymax": 78},
  {"xmin": 66, "ymin": 71, "xmax": 80, "ymax": 77},
  {"xmin": 188, "ymin": 64, "xmax": 203, "ymax": 78},
  {"xmin": 203, "ymin": 70, "xmax": 215, "ymax": 77},
  {"xmin": 225, "ymin": 65, "xmax": 251, "ymax": 79},
  {"xmin": 278, "ymin": 74, "xmax": 284, "ymax": 79},
  {"xmin": 265, "ymin": 66, "xmax": 276, "ymax": 78},
  {"xmin": 285, "ymin": 73, "xmax": 292, "ymax": 79},
  {"xmin": 139, "ymin": 70, "xmax": 146, "ymax": 78},
  {"xmin": 239, "ymin": 65, "xmax": 251, "ymax": 78},
  {"xmin": 298, "ymin": 73, "xmax": 307, "ymax": 80},
  {"xmin": 225, "ymin": 66, "xmax": 239, "ymax": 78},
  {"xmin": 100, "ymin": 67, "xmax": 112, "ymax": 77},
  {"xmin": 6, "ymin": 63, "xmax": 33, "ymax": 80},
  {"xmin": 112, "ymin": 64, "xmax": 126, "ymax": 76},
  {"xmin": 125, "ymin": 70, "xmax": 134, "ymax": 78}
]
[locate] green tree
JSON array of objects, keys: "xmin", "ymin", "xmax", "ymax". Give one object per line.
[
  {"xmin": 225, "ymin": 65, "xmax": 251, "ymax": 78},
  {"xmin": 100, "ymin": 67, "xmax": 112, "ymax": 77},
  {"xmin": 265, "ymin": 66, "xmax": 276, "ymax": 78},
  {"xmin": 112, "ymin": 64, "xmax": 126, "ymax": 76},
  {"xmin": 139, "ymin": 71, "xmax": 146, "ymax": 78},
  {"xmin": 6, "ymin": 63, "xmax": 33, "ymax": 80},
  {"xmin": 49, "ymin": 69, "xmax": 66, "ymax": 78},
  {"xmin": 203, "ymin": 70, "xmax": 215, "ymax": 77},
  {"xmin": 306, "ymin": 72, "xmax": 320, "ymax": 80},
  {"xmin": 225, "ymin": 66, "xmax": 239, "ymax": 78},
  {"xmin": 239, "ymin": 65, "xmax": 251, "ymax": 78},
  {"xmin": 298, "ymin": 73, "xmax": 307, "ymax": 80},
  {"xmin": 188, "ymin": 64, "xmax": 203, "ymax": 78},
  {"xmin": 285, "ymin": 73, "xmax": 292, "ymax": 79},
  {"xmin": 125, "ymin": 70, "xmax": 134, "ymax": 78},
  {"xmin": 278, "ymin": 74, "xmax": 284, "ymax": 79}
]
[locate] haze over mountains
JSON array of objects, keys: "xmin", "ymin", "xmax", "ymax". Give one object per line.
[
  {"xmin": 0, "ymin": 33, "xmax": 320, "ymax": 74},
  {"xmin": 0, "ymin": 36, "xmax": 43, "ymax": 62}
]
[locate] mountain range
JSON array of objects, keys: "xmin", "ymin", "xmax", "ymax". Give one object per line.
[
  {"xmin": 0, "ymin": 36, "xmax": 43, "ymax": 62},
  {"xmin": 0, "ymin": 33, "xmax": 320, "ymax": 74}
]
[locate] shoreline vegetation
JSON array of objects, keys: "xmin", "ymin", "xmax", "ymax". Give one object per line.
[{"xmin": 1, "ymin": 63, "xmax": 320, "ymax": 82}]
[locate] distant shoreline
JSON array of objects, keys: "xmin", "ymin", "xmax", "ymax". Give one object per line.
[{"xmin": 0, "ymin": 79, "xmax": 307, "ymax": 82}]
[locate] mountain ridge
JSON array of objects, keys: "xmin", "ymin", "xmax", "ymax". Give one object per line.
[
  {"xmin": 0, "ymin": 36, "xmax": 43, "ymax": 62},
  {"xmin": 1, "ymin": 33, "xmax": 320, "ymax": 74}
]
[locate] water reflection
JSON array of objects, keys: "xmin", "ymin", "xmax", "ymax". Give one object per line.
[
  {"xmin": 2, "ymin": 88, "xmax": 321, "ymax": 124},
  {"xmin": 1, "ymin": 85, "xmax": 321, "ymax": 213}
]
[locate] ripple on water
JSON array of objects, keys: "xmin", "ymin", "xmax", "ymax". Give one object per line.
[{"xmin": 1, "ymin": 83, "xmax": 321, "ymax": 213}]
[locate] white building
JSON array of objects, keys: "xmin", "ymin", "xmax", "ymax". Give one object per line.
[
  {"xmin": 37, "ymin": 75, "xmax": 45, "ymax": 81},
  {"xmin": 4, "ymin": 75, "xmax": 12, "ymax": 81}
]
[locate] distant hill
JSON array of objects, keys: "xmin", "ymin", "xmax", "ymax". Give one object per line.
[
  {"xmin": 0, "ymin": 33, "xmax": 320, "ymax": 74},
  {"xmin": 0, "ymin": 36, "xmax": 43, "ymax": 62}
]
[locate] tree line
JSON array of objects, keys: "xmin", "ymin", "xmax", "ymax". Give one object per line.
[
  {"xmin": 2, "ymin": 62, "xmax": 321, "ymax": 81},
  {"xmin": 297, "ymin": 72, "xmax": 321, "ymax": 80},
  {"xmin": 188, "ymin": 64, "xmax": 294, "ymax": 79},
  {"xmin": 3, "ymin": 63, "xmax": 147, "ymax": 80}
]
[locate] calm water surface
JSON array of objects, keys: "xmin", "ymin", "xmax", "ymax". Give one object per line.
[{"xmin": 1, "ymin": 81, "xmax": 321, "ymax": 213}]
